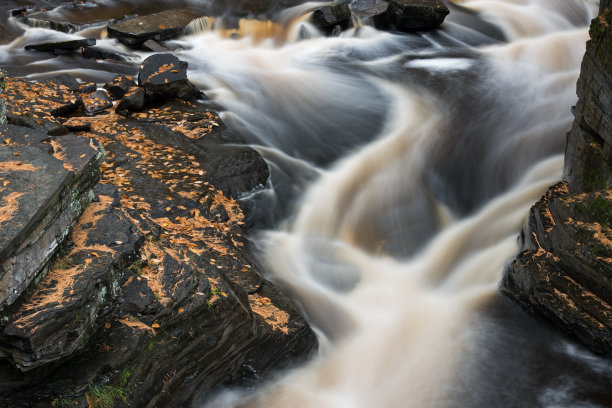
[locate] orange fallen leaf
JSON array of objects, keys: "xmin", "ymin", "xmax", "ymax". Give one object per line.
[
  {"xmin": 178, "ymin": 307, "xmax": 184, "ymax": 313},
  {"xmin": 152, "ymin": 323, "xmax": 160, "ymax": 329},
  {"xmin": 104, "ymin": 322, "xmax": 111, "ymax": 329}
]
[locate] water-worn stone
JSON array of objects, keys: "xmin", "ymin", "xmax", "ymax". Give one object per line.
[
  {"xmin": 104, "ymin": 75, "xmax": 136, "ymax": 100},
  {"xmin": 350, "ymin": 0, "xmax": 449, "ymax": 31},
  {"xmin": 24, "ymin": 38, "xmax": 96, "ymax": 53},
  {"xmin": 107, "ymin": 9, "xmax": 202, "ymax": 49},
  {"xmin": 82, "ymin": 90, "xmax": 113, "ymax": 116},
  {"xmin": 115, "ymin": 86, "xmax": 146, "ymax": 115},
  {"xmin": 502, "ymin": 6, "xmax": 612, "ymax": 357},
  {"xmin": 81, "ymin": 45, "xmax": 130, "ymax": 62},
  {"xmin": 311, "ymin": 3, "xmax": 352, "ymax": 33},
  {"xmin": 138, "ymin": 53, "xmax": 202, "ymax": 102},
  {"xmin": 375, "ymin": 0, "xmax": 449, "ymax": 31}
]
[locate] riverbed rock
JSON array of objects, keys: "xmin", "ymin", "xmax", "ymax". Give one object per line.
[
  {"xmin": 24, "ymin": 38, "xmax": 96, "ymax": 53},
  {"xmin": 350, "ymin": 0, "xmax": 449, "ymax": 31},
  {"xmin": 138, "ymin": 53, "xmax": 203, "ymax": 102},
  {"xmin": 0, "ymin": 75, "xmax": 316, "ymax": 406},
  {"xmin": 107, "ymin": 9, "xmax": 202, "ymax": 49},
  {"xmin": 81, "ymin": 45, "xmax": 130, "ymax": 62},
  {"xmin": 311, "ymin": 3, "xmax": 352, "ymax": 34},
  {"xmin": 0, "ymin": 124, "xmax": 105, "ymax": 312},
  {"xmin": 501, "ymin": 6, "xmax": 612, "ymax": 357},
  {"xmin": 82, "ymin": 90, "xmax": 113, "ymax": 116},
  {"xmin": 104, "ymin": 75, "xmax": 136, "ymax": 100},
  {"xmin": 116, "ymin": 86, "xmax": 146, "ymax": 115},
  {"xmin": 0, "ymin": 70, "xmax": 5, "ymax": 125}
]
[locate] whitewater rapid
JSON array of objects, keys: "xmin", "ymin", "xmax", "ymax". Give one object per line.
[{"xmin": 1, "ymin": 0, "xmax": 610, "ymax": 406}]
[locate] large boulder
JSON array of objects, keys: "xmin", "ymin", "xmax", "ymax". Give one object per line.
[{"xmin": 311, "ymin": 3, "xmax": 352, "ymax": 33}]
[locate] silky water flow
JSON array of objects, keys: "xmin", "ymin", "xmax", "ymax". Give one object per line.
[{"xmin": 0, "ymin": 0, "xmax": 609, "ymax": 407}]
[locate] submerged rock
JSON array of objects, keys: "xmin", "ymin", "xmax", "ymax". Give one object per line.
[{"xmin": 107, "ymin": 9, "xmax": 202, "ymax": 49}]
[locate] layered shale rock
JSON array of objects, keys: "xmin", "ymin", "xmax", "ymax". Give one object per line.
[
  {"xmin": 0, "ymin": 72, "xmax": 316, "ymax": 406},
  {"xmin": 0, "ymin": 124, "xmax": 104, "ymax": 312},
  {"xmin": 502, "ymin": 5, "xmax": 612, "ymax": 357}
]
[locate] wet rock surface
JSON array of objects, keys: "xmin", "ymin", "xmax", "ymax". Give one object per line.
[
  {"xmin": 350, "ymin": 0, "xmax": 449, "ymax": 32},
  {"xmin": 138, "ymin": 53, "xmax": 203, "ymax": 102},
  {"xmin": 0, "ymin": 71, "xmax": 316, "ymax": 406},
  {"xmin": 25, "ymin": 38, "xmax": 96, "ymax": 53},
  {"xmin": 502, "ymin": 6, "xmax": 612, "ymax": 357},
  {"xmin": 107, "ymin": 9, "xmax": 202, "ymax": 48},
  {"xmin": 0, "ymin": 123, "xmax": 104, "ymax": 312}
]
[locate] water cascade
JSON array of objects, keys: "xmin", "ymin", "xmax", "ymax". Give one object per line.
[{"xmin": 0, "ymin": 0, "xmax": 610, "ymax": 406}]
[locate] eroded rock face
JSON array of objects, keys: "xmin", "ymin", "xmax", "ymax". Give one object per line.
[
  {"xmin": 0, "ymin": 74, "xmax": 316, "ymax": 407},
  {"xmin": 501, "ymin": 6, "xmax": 612, "ymax": 357},
  {"xmin": 0, "ymin": 124, "xmax": 104, "ymax": 312}
]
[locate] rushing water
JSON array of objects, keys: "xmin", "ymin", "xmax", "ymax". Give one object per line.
[{"xmin": 1, "ymin": 0, "xmax": 611, "ymax": 407}]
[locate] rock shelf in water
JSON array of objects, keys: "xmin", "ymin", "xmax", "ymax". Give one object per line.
[{"xmin": 0, "ymin": 63, "xmax": 316, "ymax": 405}]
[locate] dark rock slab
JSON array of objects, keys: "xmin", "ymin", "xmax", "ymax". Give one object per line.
[
  {"xmin": 4, "ymin": 77, "xmax": 85, "ymax": 135},
  {"xmin": 311, "ymin": 3, "xmax": 352, "ymax": 33},
  {"xmin": 25, "ymin": 38, "xmax": 95, "ymax": 53},
  {"xmin": 141, "ymin": 39, "xmax": 171, "ymax": 52},
  {"xmin": 0, "ymin": 131, "xmax": 104, "ymax": 312},
  {"xmin": 104, "ymin": 75, "xmax": 136, "ymax": 100},
  {"xmin": 0, "ymin": 74, "xmax": 316, "ymax": 407},
  {"xmin": 138, "ymin": 53, "xmax": 202, "ymax": 102},
  {"xmin": 350, "ymin": 0, "xmax": 390, "ymax": 18},
  {"xmin": 82, "ymin": 90, "xmax": 113, "ymax": 116},
  {"xmin": 1, "ymin": 183, "xmax": 143, "ymax": 371},
  {"xmin": 81, "ymin": 46, "xmax": 130, "ymax": 62},
  {"xmin": 351, "ymin": 0, "xmax": 449, "ymax": 32},
  {"xmin": 63, "ymin": 119, "xmax": 91, "ymax": 132},
  {"xmin": 501, "ymin": 183, "xmax": 612, "ymax": 356},
  {"xmin": 107, "ymin": 9, "xmax": 202, "ymax": 49},
  {"xmin": 116, "ymin": 86, "xmax": 145, "ymax": 115},
  {"xmin": 77, "ymin": 82, "xmax": 97, "ymax": 94},
  {"xmin": 43, "ymin": 74, "xmax": 81, "ymax": 92}
]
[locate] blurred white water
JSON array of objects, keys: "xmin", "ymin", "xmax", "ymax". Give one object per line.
[{"xmin": 181, "ymin": 1, "xmax": 612, "ymax": 407}]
